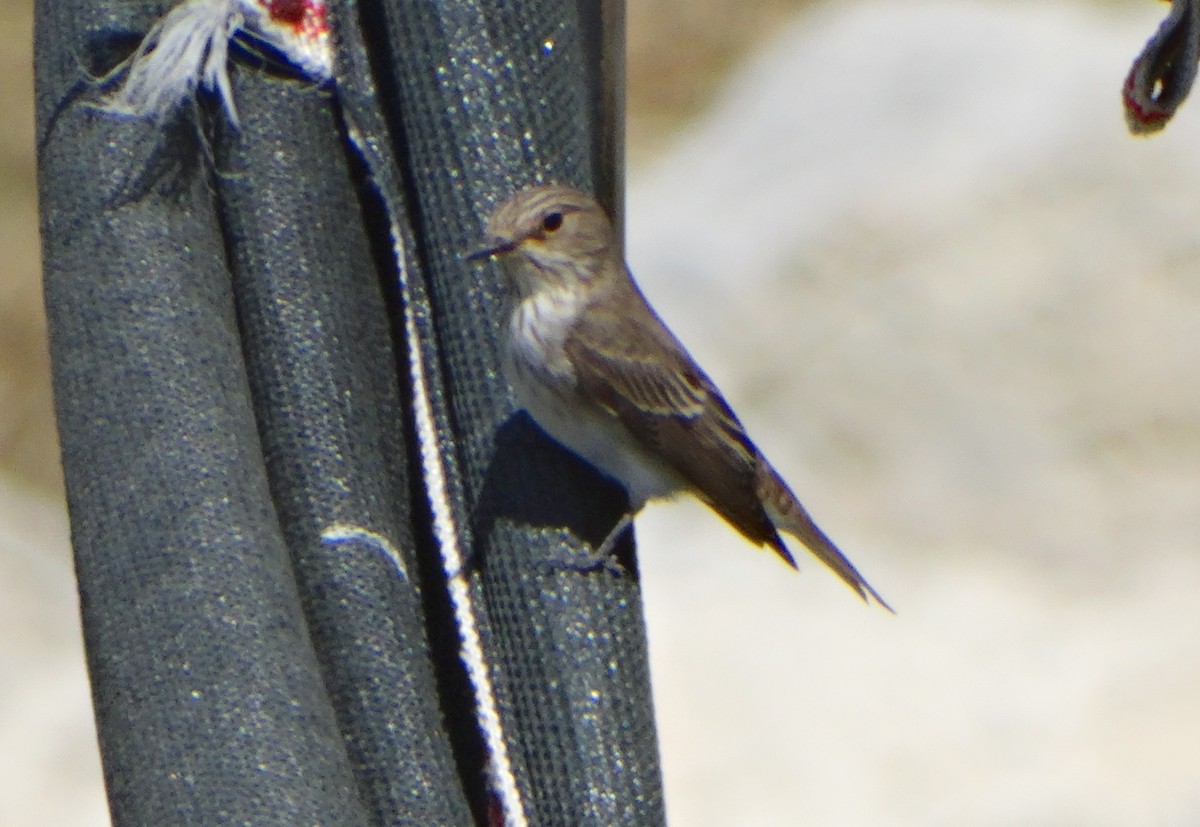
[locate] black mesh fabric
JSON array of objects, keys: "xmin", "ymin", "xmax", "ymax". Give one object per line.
[{"xmin": 37, "ymin": 0, "xmax": 662, "ymax": 825}]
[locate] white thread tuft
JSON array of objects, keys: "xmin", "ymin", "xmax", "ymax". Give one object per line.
[
  {"xmin": 101, "ymin": 0, "xmax": 333, "ymax": 127},
  {"xmin": 105, "ymin": 0, "xmax": 244, "ymax": 125}
]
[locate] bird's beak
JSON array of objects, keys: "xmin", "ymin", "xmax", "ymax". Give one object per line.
[{"xmin": 466, "ymin": 235, "xmax": 516, "ymax": 261}]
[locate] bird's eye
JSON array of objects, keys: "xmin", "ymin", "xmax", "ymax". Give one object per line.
[{"xmin": 541, "ymin": 212, "xmax": 563, "ymax": 233}]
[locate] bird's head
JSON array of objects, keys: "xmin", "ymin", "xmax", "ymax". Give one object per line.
[{"xmin": 469, "ymin": 185, "xmax": 617, "ymax": 297}]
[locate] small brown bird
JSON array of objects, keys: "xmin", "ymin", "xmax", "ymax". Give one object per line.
[{"xmin": 471, "ymin": 184, "xmax": 889, "ymax": 609}]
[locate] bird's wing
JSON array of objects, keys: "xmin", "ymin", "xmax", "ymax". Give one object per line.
[{"xmin": 563, "ymin": 285, "xmax": 790, "ymax": 559}]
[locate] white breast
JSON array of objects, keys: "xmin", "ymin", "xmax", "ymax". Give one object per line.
[{"xmin": 504, "ymin": 290, "xmax": 685, "ymax": 508}]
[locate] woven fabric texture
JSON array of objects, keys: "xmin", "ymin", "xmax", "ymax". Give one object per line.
[{"xmin": 36, "ymin": 1, "xmax": 662, "ymax": 824}]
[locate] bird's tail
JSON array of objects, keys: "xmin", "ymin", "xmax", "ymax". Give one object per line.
[{"xmin": 756, "ymin": 460, "xmax": 893, "ymax": 612}]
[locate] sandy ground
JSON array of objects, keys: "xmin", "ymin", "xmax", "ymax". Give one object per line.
[{"xmin": 6, "ymin": 0, "xmax": 1199, "ymax": 824}]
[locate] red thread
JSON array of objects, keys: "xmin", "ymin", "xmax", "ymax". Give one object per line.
[
  {"xmin": 266, "ymin": 0, "xmax": 306, "ymax": 26},
  {"xmin": 1124, "ymin": 61, "xmax": 1170, "ymax": 131}
]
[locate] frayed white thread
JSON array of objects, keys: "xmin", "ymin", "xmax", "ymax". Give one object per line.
[
  {"xmin": 343, "ymin": 116, "xmax": 527, "ymax": 825},
  {"xmin": 105, "ymin": 0, "xmax": 245, "ymax": 126},
  {"xmin": 320, "ymin": 523, "xmax": 409, "ymax": 581},
  {"xmin": 398, "ymin": 233, "xmax": 529, "ymax": 827},
  {"xmin": 102, "ymin": 0, "xmax": 333, "ymax": 127}
]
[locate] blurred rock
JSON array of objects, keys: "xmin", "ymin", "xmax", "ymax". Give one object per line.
[
  {"xmin": 629, "ymin": 1, "xmax": 1200, "ymax": 824},
  {"xmin": 0, "ymin": 473, "xmax": 107, "ymax": 826}
]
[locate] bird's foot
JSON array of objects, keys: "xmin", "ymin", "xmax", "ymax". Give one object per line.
[{"xmin": 539, "ymin": 513, "xmax": 634, "ymax": 576}]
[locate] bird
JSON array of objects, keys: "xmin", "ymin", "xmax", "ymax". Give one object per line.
[{"xmin": 470, "ymin": 184, "xmax": 890, "ymax": 610}]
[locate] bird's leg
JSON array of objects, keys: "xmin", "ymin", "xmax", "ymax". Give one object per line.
[
  {"xmin": 594, "ymin": 511, "xmax": 634, "ymax": 560},
  {"xmin": 543, "ymin": 512, "xmax": 635, "ymax": 576}
]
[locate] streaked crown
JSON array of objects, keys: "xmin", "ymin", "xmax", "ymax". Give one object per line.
[{"xmin": 478, "ymin": 185, "xmax": 618, "ymax": 294}]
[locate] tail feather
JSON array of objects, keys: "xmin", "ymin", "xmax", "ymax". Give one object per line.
[
  {"xmin": 756, "ymin": 461, "xmax": 893, "ymax": 612},
  {"xmin": 765, "ymin": 535, "xmax": 798, "ymax": 570}
]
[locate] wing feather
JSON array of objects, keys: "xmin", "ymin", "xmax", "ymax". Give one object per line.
[{"xmin": 563, "ymin": 284, "xmax": 783, "ymax": 551}]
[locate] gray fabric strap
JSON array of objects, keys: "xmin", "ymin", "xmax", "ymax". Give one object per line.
[
  {"xmin": 37, "ymin": 1, "xmax": 663, "ymax": 824},
  {"xmin": 334, "ymin": 1, "xmax": 662, "ymax": 823}
]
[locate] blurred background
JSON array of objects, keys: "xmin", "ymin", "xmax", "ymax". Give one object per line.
[{"xmin": 5, "ymin": 0, "xmax": 1199, "ymax": 824}]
